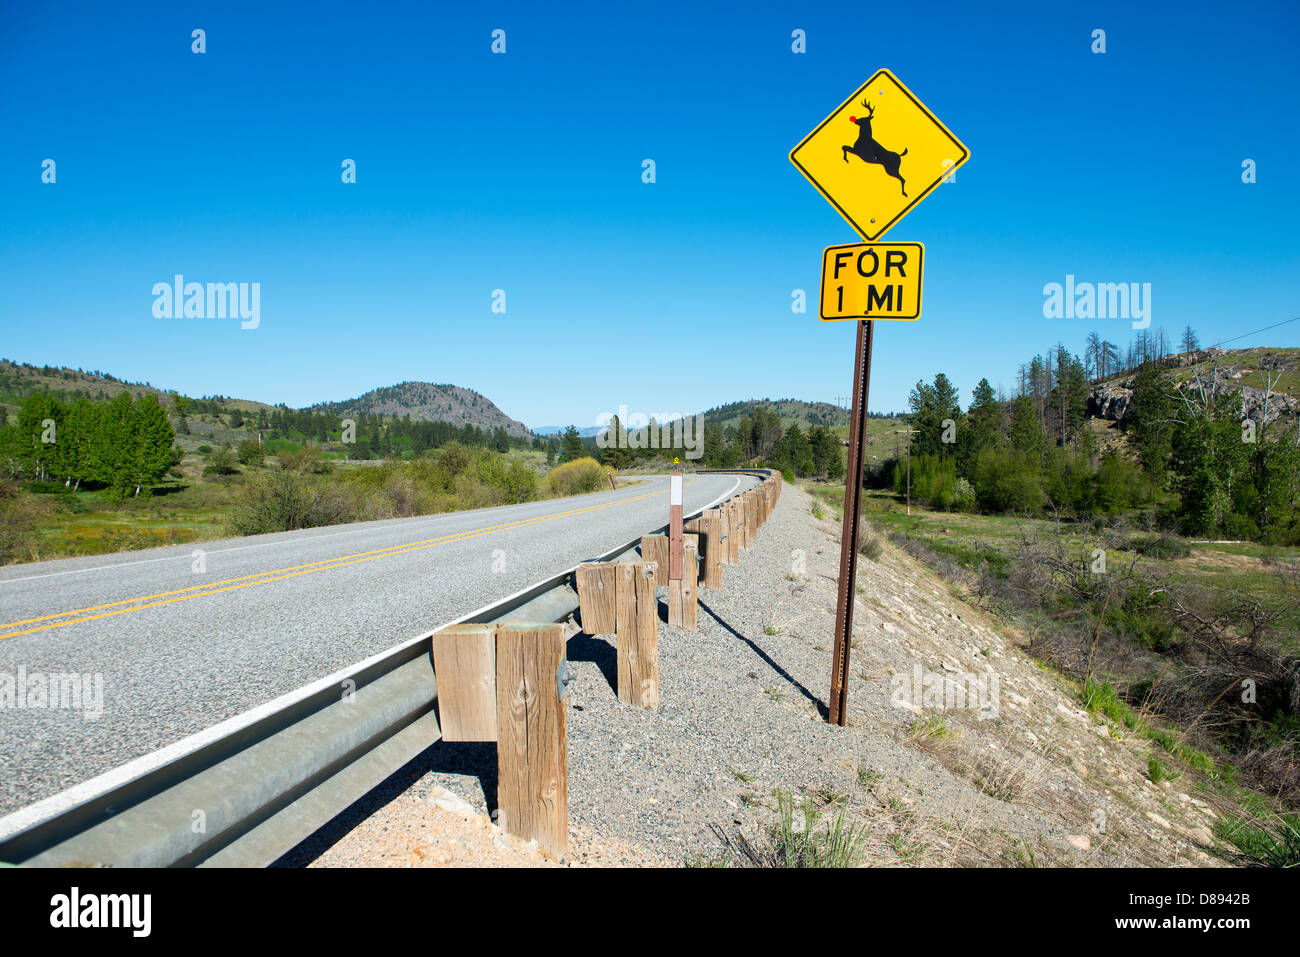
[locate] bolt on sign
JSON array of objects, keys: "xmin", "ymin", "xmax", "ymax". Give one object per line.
[
  {"xmin": 820, "ymin": 241, "xmax": 923, "ymax": 321},
  {"xmin": 789, "ymin": 68, "xmax": 969, "ymax": 241}
]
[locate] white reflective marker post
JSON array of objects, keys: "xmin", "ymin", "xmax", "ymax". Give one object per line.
[{"xmin": 669, "ymin": 473, "xmax": 683, "ymax": 581}]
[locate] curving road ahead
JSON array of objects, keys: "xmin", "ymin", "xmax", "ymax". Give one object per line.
[{"xmin": 0, "ymin": 472, "xmax": 755, "ymax": 816}]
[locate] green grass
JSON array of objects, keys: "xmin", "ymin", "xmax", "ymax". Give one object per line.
[
  {"xmin": 767, "ymin": 791, "xmax": 867, "ymax": 868},
  {"xmin": 28, "ymin": 480, "xmax": 242, "ymax": 558},
  {"xmin": 1214, "ymin": 812, "xmax": 1300, "ymax": 867},
  {"xmin": 1083, "ymin": 678, "xmax": 1141, "ymax": 730},
  {"xmin": 1148, "ymin": 756, "xmax": 1178, "ymax": 784},
  {"xmin": 909, "ymin": 715, "xmax": 951, "ymax": 739}
]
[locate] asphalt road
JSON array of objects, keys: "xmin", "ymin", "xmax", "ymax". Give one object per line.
[{"xmin": 0, "ymin": 472, "xmax": 755, "ymax": 816}]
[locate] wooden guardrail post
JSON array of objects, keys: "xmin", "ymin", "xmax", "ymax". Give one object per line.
[
  {"xmin": 702, "ymin": 507, "xmax": 723, "ymax": 589},
  {"xmin": 683, "ymin": 532, "xmax": 699, "ymax": 576},
  {"xmin": 640, "ymin": 535, "xmax": 670, "ymax": 587},
  {"xmin": 576, "ymin": 561, "xmax": 617, "ymax": 634},
  {"xmin": 725, "ymin": 501, "xmax": 739, "ymax": 564},
  {"xmin": 616, "ymin": 562, "xmax": 658, "ymax": 709},
  {"xmin": 738, "ymin": 496, "xmax": 751, "ymax": 550},
  {"xmin": 747, "ymin": 490, "xmax": 759, "ymax": 542},
  {"xmin": 432, "ymin": 624, "xmax": 498, "ymax": 742},
  {"xmin": 495, "ymin": 623, "xmax": 568, "ymax": 857},
  {"xmin": 669, "ymin": 542, "xmax": 698, "ymax": 630}
]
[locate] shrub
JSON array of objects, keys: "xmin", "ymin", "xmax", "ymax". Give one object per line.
[
  {"xmin": 203, "ymin": 445, "xmax": 240, "ymax": 475},
  {"xmin": 501, "ymin": 460, "xmax": 539, "ymax": 504},
  {"xmin": 231, "ymin": 470, "xmax": 355, "ymax": 534},
  {"xmin": 278, "ymin": 445, "xmax": 328, "ymax": 474},
  {"xmin": 544, "ymin": 457, "xmax": 606, "ymax": 497},
  {"xmin": 1132, "ymin": 533, "xmax": 1191, "ymax": 560},
  {"xmin": 897, "ymin": 454, "xmax": 959, "ymax": 510},
  {"xmin": 0, "ymin": 483, "xmax": 50, "ymax": 565},
  {"xmin": 952, "ymin": 477, "xmax": 977, "ymax": 512},
  {"xmin": 973, "ymin": 448, "xmax": 1045, "ymax": 514},
  {"xmin": 1223, "ymin": 512, "xmax": 1260, "ymax": 541},
  {"xmin": 237, "ymin": 439, "xmax": 266, "ymax": 467}
]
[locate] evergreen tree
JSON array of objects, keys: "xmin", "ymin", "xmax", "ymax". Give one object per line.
[
  {"xmin": 1171, "ymin": 391, "xmax": 1247, "ymax": 534},
  {"xmin": 1007, "ymin": 395, "xmax": 1042, "ymax": 455},
  {"xmin": 908, "ymin": 373, "xmax": 960, "ymax": 459},
  {"xmin": 560, "ymin": 426, "xmax": 583, "ymax": 463},
  {"xmin": 1127, "ymin": 361, "xmax": 1175, "ymax": 482},
  {"xmin": 959, "ymin": 377, "xmax": 1002, "ymax": 476}
]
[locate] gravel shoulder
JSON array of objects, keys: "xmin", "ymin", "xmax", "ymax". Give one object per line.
[{"xmin": 300, "ymin": 481, "xmax": 1230, "ymax": 868}]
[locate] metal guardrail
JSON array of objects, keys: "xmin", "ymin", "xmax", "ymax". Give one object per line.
[{"xmin": 0, "ymin": 470, "xmax": 771, "ymax": 868}]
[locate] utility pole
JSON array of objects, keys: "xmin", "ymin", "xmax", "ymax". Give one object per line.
[{"xmin": 893, "ymin": 423, "xmax": 919, "ymax": 515}]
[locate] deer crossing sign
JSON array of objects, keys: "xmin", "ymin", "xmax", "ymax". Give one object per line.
[
  {"xmin": 790, "ymin": 69, "xmax": 969, "ymax": 242},
  {"xmin": 819, "ymin": 242, "xmax": 923, "ymax": 321}
]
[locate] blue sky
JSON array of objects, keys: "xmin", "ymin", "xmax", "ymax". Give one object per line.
[{"xmin": 2, "ymin": 0, "xmax": 1297, "ymax": 428}]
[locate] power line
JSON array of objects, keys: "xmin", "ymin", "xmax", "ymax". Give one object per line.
[{"xmin": 1211, "ymin": 315, "xmax": 1300, "ymax": 349}]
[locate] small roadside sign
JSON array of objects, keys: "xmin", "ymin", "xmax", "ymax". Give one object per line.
[
  {"xmin": 790, "ymin": 68, "xmax": 969, "ymax": 241},
  {"xmin": 820, "ymin": 242, "xmax": 923, "ymax": 321}
]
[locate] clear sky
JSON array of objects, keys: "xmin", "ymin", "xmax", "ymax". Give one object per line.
[{"xmin": 2, "ymin": 0, "xmax": 1297, "ymax": 429}]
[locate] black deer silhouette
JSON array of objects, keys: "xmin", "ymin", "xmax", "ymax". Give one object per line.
[{"xmin": 843, "ymin": 99, "xmax": 908, "ymax": 197}]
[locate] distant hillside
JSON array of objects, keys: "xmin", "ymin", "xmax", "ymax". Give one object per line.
[
  {"xmin": 0, "ymin": 361, "xmax": 533, "ymax": 442},
  {"xmin": 534, "ymin": 425, "xmax": 603, "ymax": 437},
  {"xmin": 702, "ymin": 398, "xmax": 852, "ymax": 432},
  {"xmin": 0, "ymin": 359, "xmax": 169, "ymax": 407},
  {"xmin": 308, "ymin": 381, "xmax": 531, "ymax": 439}
]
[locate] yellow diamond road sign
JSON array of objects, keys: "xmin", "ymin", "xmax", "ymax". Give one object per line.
[{"xmin": 790, "ymin": 69, "xmax": 969, "ymax": 241}]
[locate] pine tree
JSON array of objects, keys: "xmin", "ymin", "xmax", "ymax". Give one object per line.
[
  {"xmin": 560, "ymin": 426, "xmax": 583, "ymax": 463},
  {"xmin": 1008, "ymin": 395, "xmax": 1042, "ymax": 455},
  {"xmin": 959, "ymin": 378, "xmax": 1002, "ymax": 476},
  {"xmin": 1127, "ymin": 361, "xmax": 1175, "ymax": 483}
]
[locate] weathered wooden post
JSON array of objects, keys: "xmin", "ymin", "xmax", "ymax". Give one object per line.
[
  {"xmin": 725, "ymin": 501, "xmax": 739, "ymax": 565},
  {"xmin": 640, "ymin": 535, "xmax": 670, "ymax": 587},
  {"xmin": 576, "ymin": 561, "xmax": 617, "ymax": 634},
  {"xmin": 702, "ymin": 507, "xmax": 723, "ymax": 589},
  {"xmin": 432, "ymin": 624, "xmax": 498, "ymax": 742},
  {"xmin": 494, "ymin": 622, "xmax": 569, "ymax": 857},
  {"xmin": 669, "ymin": 542, "xmax": 699, "ymax": 630},
  {"xmin": 616, "ymin": 562, "xmax": 658, "ymax": 709}
]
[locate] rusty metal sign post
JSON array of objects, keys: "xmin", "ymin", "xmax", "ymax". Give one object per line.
[
  {"xmin": 828, "ymin": 320, "xmax": 874, "ymax": 724},
  {"xmin": 789, "ymin": 68, "xmax": 969, "ymax": 726}
]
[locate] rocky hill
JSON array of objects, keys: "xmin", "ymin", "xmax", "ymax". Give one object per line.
[
  {"xmin": 308, "ymin": 381, "xmax": 532, "ymax": 439},
  {"xmin": 0, "ymin": 360, "xmax": 535, "ymax": 439},
  {"xmin": 1087, "ymin": 347, "xmax": 1300, "ymax": 427}
]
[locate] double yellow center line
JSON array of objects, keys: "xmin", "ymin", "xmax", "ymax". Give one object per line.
[{"xmin": 0, "ymin": 479, "xmax": 696, "ymax": 641}]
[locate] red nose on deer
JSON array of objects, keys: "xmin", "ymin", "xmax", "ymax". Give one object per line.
[{"xmin": 842, "ymin": 98, "xmax": 908, "ymax": 197}]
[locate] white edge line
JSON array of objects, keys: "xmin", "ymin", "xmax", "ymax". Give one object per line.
[{"xmin": 0, "ymin": 472, "xmax": 751, "ymax": 845}]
